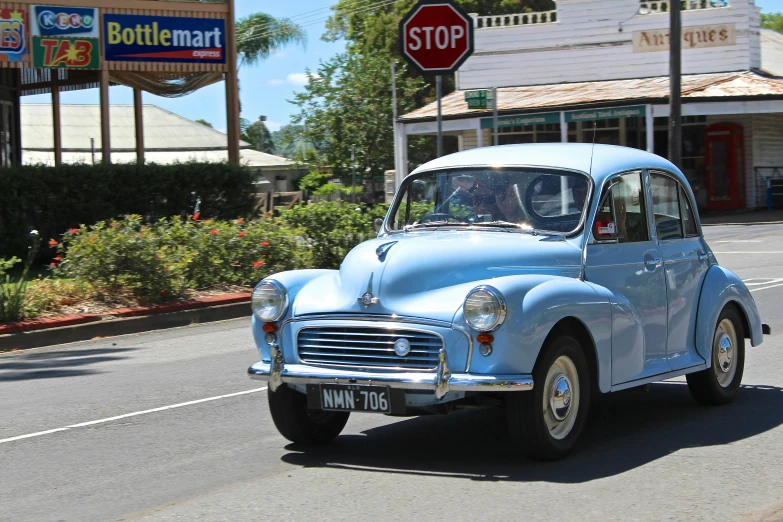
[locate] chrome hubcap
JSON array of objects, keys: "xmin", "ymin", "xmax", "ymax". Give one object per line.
[
  {"xmin": 543, "ymin": 355, "xmax": 580, "ymax": 440},
  {"xmin": 550, "ymin": 374, "xmax": 572, "ymax": 421},
  {"xmin": 713, "ymin": 318, "xmax": 738, "ymax": 388},
  {"xmin": 717, "ymin": 333, "xmax": 733, "ymax": 373}
]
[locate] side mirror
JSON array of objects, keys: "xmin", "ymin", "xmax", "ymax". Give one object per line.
[{"xmin": 373, "ymin": 218, "xmax": 383, "ymax": 233}]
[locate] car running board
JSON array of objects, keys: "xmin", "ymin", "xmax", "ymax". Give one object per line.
[{"xmin": 762, "ymin": 324, "xmax": 772, "ymax": 335}]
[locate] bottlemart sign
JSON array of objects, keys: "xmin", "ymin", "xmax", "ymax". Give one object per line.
[
  {"xmin": 465, "ymin": 89, "xmax": 492, "ymax": 110},
  {"xmin": 103, "ymin": 14, "xmax": 226, "ymax": 63}
]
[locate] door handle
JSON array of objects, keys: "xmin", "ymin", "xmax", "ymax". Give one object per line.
[
  {"xmin": 698, "ymin": 252, "xmax": 709, "ymax": 263},
  {"xmin": 644, "ymin": 257, "xmax": 662, "ymax": 269}
]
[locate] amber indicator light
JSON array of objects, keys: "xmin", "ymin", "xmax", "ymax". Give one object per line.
[
  {"xmin": 476, "ymin": 333, "xmax": 494, "ymax": 343},
  {"xmin": 262, "ymin": 323, "xmax": 278, "ymax": 333}
]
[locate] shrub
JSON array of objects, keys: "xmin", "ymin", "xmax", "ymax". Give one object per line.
[
  {"xmin": 0, "ymin": 233, "xmax": 40, "ymax": 322},
  {"xmin": 0, "ymin": 162, "xmax": 257, "ymax": 261},
  {"xmin": 280, "ymin": 202, "xmax": 389, "ymax": 269},
  {"xmin": 55, "ymin": 215, "xmax": 307, "ymax": 302}
]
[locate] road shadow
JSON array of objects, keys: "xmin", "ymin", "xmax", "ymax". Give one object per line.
[
  {"xmin": 0, "ymin": 347, "xmax": 135, "ymax": 382},
  {"xmin": 281, "ymin": 382, "xmax": 783, "ymax": 483}
]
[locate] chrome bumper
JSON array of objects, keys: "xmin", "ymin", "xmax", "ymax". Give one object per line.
[{"xmin": 248, "ymin": 346, "xmax": 533, "ymax": 400}]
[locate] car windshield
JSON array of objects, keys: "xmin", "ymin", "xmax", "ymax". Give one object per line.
[{"xmin": 388, "ymin": 168, "xmax": 590, "ymax": 234}]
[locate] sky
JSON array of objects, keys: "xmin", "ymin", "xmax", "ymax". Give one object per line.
[
  {"xmin": 23, "ymin": 0, "xmax": 783, "ymax": 134},
  {"xmin": 25, "ymin": 0, "xmax": 347, "ymax": 133}
]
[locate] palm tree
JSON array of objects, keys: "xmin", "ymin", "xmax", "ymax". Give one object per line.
[{"xmin": 236, "ymin": 13, "xmax": 307, "ymax": 66}]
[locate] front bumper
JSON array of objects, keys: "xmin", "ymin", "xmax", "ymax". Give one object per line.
[{"xmin": 248, "ymin": 345, "xmax": 533, "ymax": 400}]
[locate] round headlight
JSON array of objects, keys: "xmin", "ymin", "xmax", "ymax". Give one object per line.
[
  {"xmin": 251, "ymin": 280, "xmax": 288, "ymax": 322},
  {"xmin": 463, "ymin": 286, "xmax": 506, "ymax": 331}
]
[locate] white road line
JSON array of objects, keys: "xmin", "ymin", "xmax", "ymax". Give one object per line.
[
  {"xmin": 714, "ymin": 240, "xmax": 762, "ymax": 243},
  {"xmin": 751, "ymin": 283, "xmax": 783, "ymax": 293},
  {"xmin": 743, "ymin": 278, "xmax": 783, "ymax": 286},
  {"xmin": 712, "ymin": 251, "xmax": 783, "ymax": 254},
  {"xmin": 0, "ymin": 386, "xmax": 267, "ymax": 445}
]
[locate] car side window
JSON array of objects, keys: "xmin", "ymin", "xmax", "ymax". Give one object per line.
[
  {"xmin": 680, "ymin": 187, "xmax": 699, "ymax": 237},
  {"xmin": 594, "ymin": 171, "xmax": 648, "ymax": 243},
  {"xmin": 650, "ymin": 173, "xmax": 684, "ymax": 240}
]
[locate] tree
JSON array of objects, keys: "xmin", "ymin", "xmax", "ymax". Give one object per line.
[
  {"xmin": 236, "ymin": 13, "xmax": 307, "ymax": 66},
  {"xmin": 762, "ymin": 12, "xmax": 783, "ymax": 34},
  {"xmin": 240, "ymin": 117, "xmax": 276, "ymax": 154},
  {"xmin": 272, "ymin": 125, "xmax": 315, "ymax": 159},
  {"xmin": 288, "ymin": 53, "xmax": 427, "ymax": 201},
  {"xmin": 195, "ymin": 119, "xmax": 213, "ymax": 128}
]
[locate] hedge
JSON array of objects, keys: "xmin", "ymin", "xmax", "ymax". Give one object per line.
[{"xmin": 0, "ymin": 162, "xmax": 257, "ymax": 260}]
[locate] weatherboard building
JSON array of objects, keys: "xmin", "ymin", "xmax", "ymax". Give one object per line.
[{"xmin": 396, "ymin": 0, "xmax": 783, "ymax": 211}]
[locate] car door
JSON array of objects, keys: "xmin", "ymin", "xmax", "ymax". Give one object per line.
[
  {"xmin": 649, "ymin": 171, "xmax": 709, "ymax": 371},
  {"xmin": 585, "ymin": 170, "xmax": 670, "ymax": 385}
]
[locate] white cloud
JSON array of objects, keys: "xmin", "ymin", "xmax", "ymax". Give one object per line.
[
  {"xmin": 267, "ymin": 78, "xmax": 285, "ymax": 86},
  {"xmin": 286, "ymin": 73, "xmax": 313, "ymax": 86},
  {"xmin": 266, "ymin": 120, "xmax": 282, "ymax": 132}
]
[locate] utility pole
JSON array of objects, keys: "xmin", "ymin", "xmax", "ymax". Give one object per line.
[
  {"xmin": 436, "ymin": 75, "xmax": 443, "ymax": 158},
  {"xmin": 669, "ymin": 0, "xmax": 682, "ymax": 167}
]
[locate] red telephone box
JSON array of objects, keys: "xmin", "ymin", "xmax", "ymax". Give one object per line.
[{"xmin": 705, "ymin": 123, "xmax": 745, "ymax": 210}]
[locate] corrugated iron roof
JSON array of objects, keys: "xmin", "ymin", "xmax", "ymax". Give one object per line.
[{"xmin": 399, "ymin": 71, "xmax": 783, "ymax": 122}]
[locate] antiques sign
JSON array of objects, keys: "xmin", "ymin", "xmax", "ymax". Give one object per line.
[{"xmin": 633, "ymin": 23, "xmax": 736, "ymax": 53}]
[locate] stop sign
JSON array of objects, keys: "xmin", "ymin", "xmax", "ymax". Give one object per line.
[{"xmin": 399, "ymin": 0, "xmax": 474, "ymax": 74}]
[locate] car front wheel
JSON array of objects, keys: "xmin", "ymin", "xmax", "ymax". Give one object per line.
[
  {"xmin": 686, "ymin": 305, "xmax": 745, "ymax": 405},
  {"xmin": 506, "ymin": 334, "xmax": 591, "ymax": 460},
  {"xmin": 268, "ymin": 384, "xmax": 350, "ymax": 445}
]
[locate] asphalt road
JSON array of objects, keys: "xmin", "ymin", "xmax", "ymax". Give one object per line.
[{"xmin": 1, "ymin": 223, "xmax": 782, "ymax": 522}]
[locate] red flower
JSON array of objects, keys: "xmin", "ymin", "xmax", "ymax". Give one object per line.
[
  {"xmin": 237, "ymin": 218, "xmax": 245, "ymax": 225},
  {"xmin": 233, "ymin": 259, "xmax": 240, "ymax": 265},
  {"xmin": 261, "ymin": 241, "xmax": 270, "ymax": 248},
  {"xmin": 49, "ymin": 262, "xmax": 57, "ymax": 267},
  {"xmin": 48, "ymin": 239, "xmax": 58, "ymax": 247},
  {"xmin": 54, "ymin": 255, "xmax": 62, "ymax": 262},
  {"xmin": 210, "ymin": 229, "xmax": 219, "ymax": 236},
  {"xmin": 253, "ymin": 260, "xmax": 264, "ymax": 269},
  {"xmin": 160, "ymin": 289, "xmax": 168, "ymax": 295},
  {"xmin": 192, "ymin": 212, "xmax": 201, "ymax": 221},
  {"xmin": 88, "ymin": 237, "xmax": 96, "ymax": 243},
  {"xmin": 238, "ymin": 232, "xmax": 245, "ymax": 238},
  {"xmin": 69, "ymin": 228, "xmax": 79, "ymax": 235},
  {"xmin": 264, "ymin": 212, "xmax": 271, "ymax": 218}
]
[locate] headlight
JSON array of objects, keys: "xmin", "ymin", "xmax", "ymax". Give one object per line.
[
  {"xmin": 251, "ymin": 280, "xmax": 288, "ymax": 322},
  {"xmin": 463, "ymin": 286, "xmax": 506, "ymax": 331}
]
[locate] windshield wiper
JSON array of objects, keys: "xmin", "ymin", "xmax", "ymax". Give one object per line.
[
  {"xmin": 470, "ymin": 221, "xmax": 531, "ymax": 231},
  {"xmin": 404, "ymin": 221, "xmax": 466, "ymax": 231}
]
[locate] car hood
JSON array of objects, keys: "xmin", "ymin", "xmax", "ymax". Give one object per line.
[{"xmin": 290, "ymin": 230, "xmax": 583, "ymax": 322}]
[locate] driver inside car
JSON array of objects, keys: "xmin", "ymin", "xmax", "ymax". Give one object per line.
[{"xmin": 469, "ymin": 172, "xmax": 522, "ymax": 223}]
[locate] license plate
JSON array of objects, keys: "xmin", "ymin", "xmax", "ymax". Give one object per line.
[{"xmin": 318, "ymin": 384, "xmax": 391, "ymax": 413}]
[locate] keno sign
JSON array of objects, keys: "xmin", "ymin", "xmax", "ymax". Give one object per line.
[{"xmin": 399, "ymin": 0, "xmax": 474, "ymax": 74}]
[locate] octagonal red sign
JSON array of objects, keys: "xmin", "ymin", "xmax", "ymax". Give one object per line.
[{"xmin": 399, "ymin": 0, "xmax": 475, "ymax": 74}]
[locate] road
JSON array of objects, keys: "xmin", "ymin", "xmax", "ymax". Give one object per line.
[{"xmin": 1, "ymin": 223, "xmax": 782, "ymax": 522}]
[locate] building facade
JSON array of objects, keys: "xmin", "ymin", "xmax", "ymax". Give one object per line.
[
  {"xmin": 396, "ymin": 0, "xmax": 783, "ymax": 211},
  {"xmin": 0, "ymin": 0, "xmax": 239, "ymax": 168}
]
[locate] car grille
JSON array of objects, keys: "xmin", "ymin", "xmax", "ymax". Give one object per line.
[{"xmin": 297, "ymin": 326, "xmax": 443, "ymax": 371}]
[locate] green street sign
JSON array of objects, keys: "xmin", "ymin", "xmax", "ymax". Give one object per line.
[
  {"xmin": 565, "ymin": 105, "xmax": 646, "ymax": 123},
  {"xmin": 465, "ymin": 89, "xmax": 493, "ymax": 110},
  {"xmin": 481, "ymin": 112, "xmax": 560, "ymax": 129}
]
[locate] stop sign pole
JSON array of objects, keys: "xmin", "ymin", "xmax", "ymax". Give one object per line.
[{"xmin": 400, "ymin": 0, "xmax": 475, "ymax": 157}]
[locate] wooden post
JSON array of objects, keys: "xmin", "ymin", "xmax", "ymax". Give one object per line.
[
  {"xmin": 225, "ymin": 0, "xmax": 240, "ymax": 164},
  {"xmin": 133, "ymin": 88, "xmax": 144, "ymax": 164},
  {"xmin": 99, "ymin": 68, "xmax": 111, "ymax": 164},
  {"xmin": 52, "ymin": 71, "xmax": 62, "ymax": 167}
]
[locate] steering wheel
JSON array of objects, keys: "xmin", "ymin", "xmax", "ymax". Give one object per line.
[{"xmin": 420, "ymin": 213, "xmax": 458, "ymax": 223}]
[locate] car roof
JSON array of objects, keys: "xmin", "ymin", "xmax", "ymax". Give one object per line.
[{"xmin": 409, "ymin": 143, "xmax": 686, "ymax": 187}]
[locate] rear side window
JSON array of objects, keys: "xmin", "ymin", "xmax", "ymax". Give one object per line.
[
  {"xmin": 681, "ymin": 187, "xmax": 698, "ymax": 237},
  {"xmin": 650, "ymin": 173, "xmax": 684, "ymax": 240}
]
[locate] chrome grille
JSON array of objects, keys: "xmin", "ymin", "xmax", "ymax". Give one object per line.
[{"xmin": 297, "ymin": 327, "xmax": 443, "ymax": 371}]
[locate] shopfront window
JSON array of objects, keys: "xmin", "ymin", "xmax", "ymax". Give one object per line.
[{"xmin": 497, "ymin": 122, "xmax": 562, "ymax": 145}]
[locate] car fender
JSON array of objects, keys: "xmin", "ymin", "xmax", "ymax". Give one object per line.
[
  {"xmin": 696, "ymin": 265, "xmax": 763, "ymax": 364},
  {"xmin": 251, "ymin": 269, "xmax": 336, "ymax": 361},
  {"xmin": 457, "ymin": 276, "xmax": 612, "ymax": 393}
]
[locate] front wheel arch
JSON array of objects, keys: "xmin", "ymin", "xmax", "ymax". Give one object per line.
[{"xmin": 540, "ymin": 317, "xmax": 600, "ymax": 397}]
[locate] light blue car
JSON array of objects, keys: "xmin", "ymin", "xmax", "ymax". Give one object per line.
[{"xmin": 248, "ymin": 143, "xmax": 769, "ymax": 460}]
